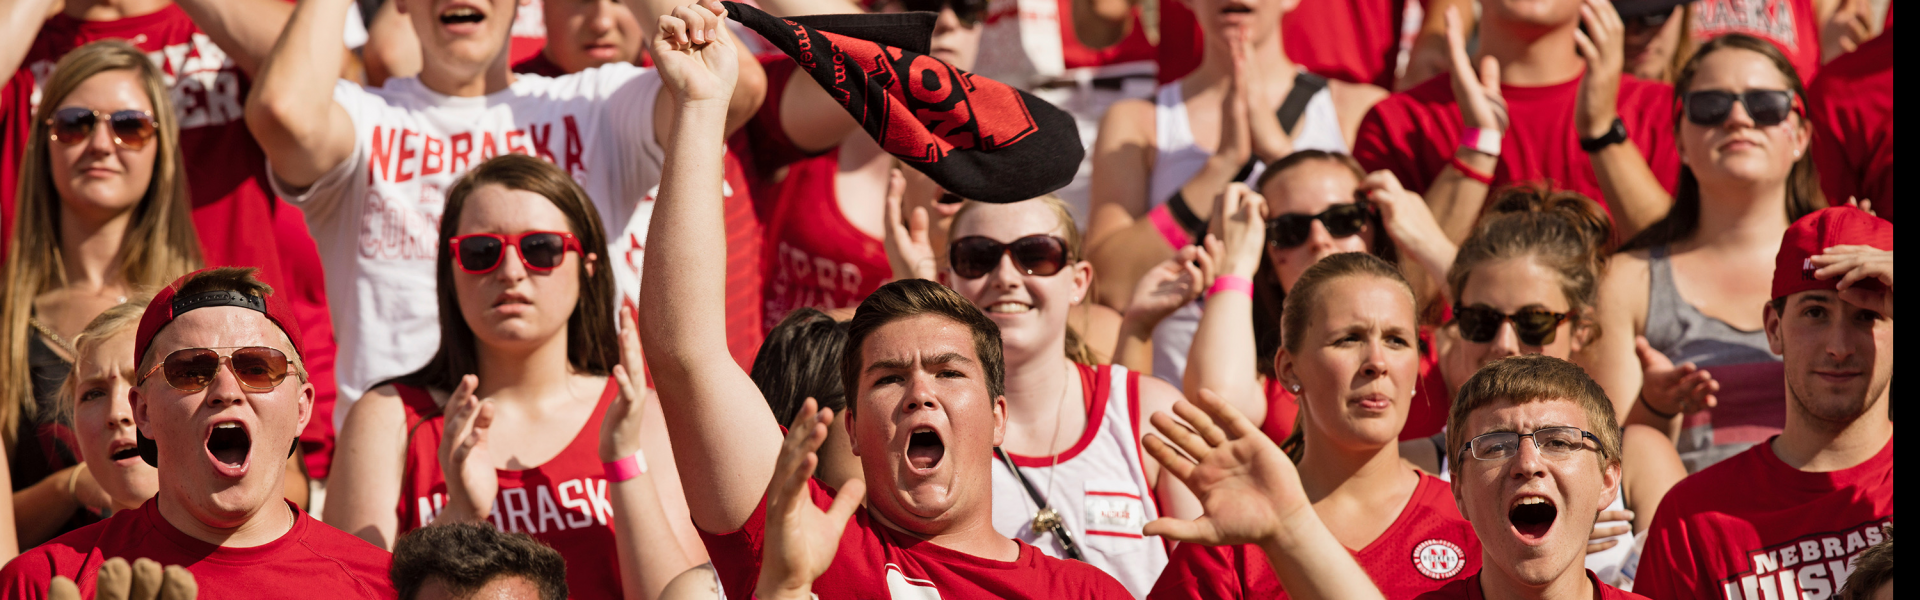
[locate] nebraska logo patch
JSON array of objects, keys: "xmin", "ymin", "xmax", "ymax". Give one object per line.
[{"xmin": 1413, "ymin": 539, "xmax": 1466, "ymax": 579}]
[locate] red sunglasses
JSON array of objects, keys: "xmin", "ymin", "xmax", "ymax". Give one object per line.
[{"xmin": 448, "ymin": 231, "xmax": 583, "ymax": 274}]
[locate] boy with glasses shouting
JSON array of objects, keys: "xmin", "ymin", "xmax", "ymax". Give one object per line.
[{"xmin": 1, "ymin": 267, "xmax": 394, "ymax": 597}]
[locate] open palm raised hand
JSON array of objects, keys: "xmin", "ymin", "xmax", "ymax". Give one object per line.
[
  {"xmin": 1141, "ymin": 389, "xmax": 1312, "ymax": 548},
  {"xmin": 438, "ymin": 375, "xmax": 498, "ymax": 523},
  {"xmin": 654, "ymin": 0, "xmax": 739, "ymax": 105},
  {"xmin": 755, "ymin": 398, "xmax": 866, "ymax": 600}
]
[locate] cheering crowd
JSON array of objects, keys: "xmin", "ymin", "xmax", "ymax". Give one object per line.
[{"xmin": 0, "ymin": 0, "xmax": 1894, "ymax": 598}]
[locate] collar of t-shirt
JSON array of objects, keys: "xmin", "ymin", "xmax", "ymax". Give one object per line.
[
  {"xmin": 139, "ymin": 498, "xmax": 312, "ymax": 566},
  {"xmin": 1752, "ymin": 434, "xmax": 1894, "ymax": 495},
  {"xmin": 1463, "ymin": 569, "xmax": 1630, "ymax": 600}
]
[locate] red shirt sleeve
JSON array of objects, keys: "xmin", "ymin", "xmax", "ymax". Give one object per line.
[
  {"xmin": 1147, "ymin": 542, "xmax": 1251, "ymax": 599},
  {"xmin": 1352, "ymin": 99, "xmax": 1436, "ymax": 194},
  {"xmin": 0, "ymin": 67, "xmax": 34, "ymax": 263},
  {"xmin": 698, "ymin": 482, "xmax": 840, "ymax": 599},
  {"xmin": 1630, "ymin": 494, "xmax": 1705, "ymax": 600}
]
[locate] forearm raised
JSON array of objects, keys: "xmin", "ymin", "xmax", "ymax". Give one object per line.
[
  {"xmin": 1427, "ymin": 151, "xmax": 1496, "ymax": 242},
  {"xmin": 173, "ymin": 0, "xmax": 296, "ymax": 76},
  {"xmin": 0, "ymin": 0, "xmax": 58, "ymax": 80},
  {"xmin": 245, "ymin": 0, "xmax": 356, "ymax": 188},
  {"xmin": 1182, "ymin": 293, "xmax": 1264, "ymax": 422},
  {"xmin": 1590, "ymin": 144, "xmax": 1671, "ymax": 241},
  {"xmin": 1257, "ymin": 512, "xmax": 1387, "ymax": 600},
  {"xmin": 610, "ymin": 473, "xmax": 697, "ymax": 600}
]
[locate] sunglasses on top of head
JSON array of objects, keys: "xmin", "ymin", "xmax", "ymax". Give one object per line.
[
  {"xmin": 47, "ymin": 107, "xmax": 157, "ymax": 150},
  {"xmin": 449, "ymin": 231, "xmax": 584, "ymax": 274},
  {"xmin": 1266, "ymin": 199, "xmax": 1373, "ymax": 249},
  {"xmin": 948, "ymin": 235, "xmax": 1070, "ymax": 279},
  {"xmin": 1452, "ymin": 304, "xmax": 1571, "ymax": 347},
  {"xmin": 1683, "ymin": 90, "xmax": 1801, "ymax": 128},
  {"xmin": 895, "ymin": 0, "xmax": 986, "ymax": 26},
  {"xmin": 140, "ymin": 346, "xmax": 298, "ymax": 393}
]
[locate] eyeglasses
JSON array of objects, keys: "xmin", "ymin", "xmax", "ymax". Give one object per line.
[
  {"xmin": 1684, "ymin": 90, "xmax": 1800, "ymax": 128},
  {"xmin": 47, "ymin": 107, "xmax": 157, "ymax": 150},
  {"xmin": 1266, "ymin": 201, "xmax": 1372, "ymax": 249},
  {"xmin": 1453, "ymin": 304, "xmax": 1571, "ymax": 346},
  {"xmin": 449, "ymin": 231, "xmax": 583, "ymax": 274},
  {"xmin": 1461, "ymin": 426, "xmax": 1603, "ymax": 461},
  {"xmin": 139, "ymin": 347, "xmax": 296, "ymax": 393},
  {"xmin": 897, "ymin": 0, "xmax": 986, "ymax": 26},
  {"xmin": 948, "ymin": 235, "xmax": 1069, "ymax": 279}
]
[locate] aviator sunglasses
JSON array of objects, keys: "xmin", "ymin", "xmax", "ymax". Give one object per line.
[
  {"xmin": 1266, "ymin": 200, "xmax": 1373, "ymax": 249},
  {"xmin": 948, "ymin": 235, "xmax": 1070, "ymax": 279},
  {"xmin": 1683, "ymin": 90, "xmax": 1800, "ymax": 128},
  {"xmin": 140, "ymin": 346, "xmax": 296, "ymax": 392},
  {"xmin": 47, "ymin": 107, "xmax": 157, "ymax": 150},
  {"xmin": 1453, "ymin": 304, "xmax": 1572, "ymax": 346},
  {"xmin": 449, "ymin": 231, "xmax": 583, "ymax": 274}
]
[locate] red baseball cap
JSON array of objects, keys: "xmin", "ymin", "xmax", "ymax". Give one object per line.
[
  {"xmin": 1771, "ymin": 207, "xmax": 1893, "ymax": 300},
  {"xmin": 134, "ymin": 267, "xmax": 307, "ymax": 368}
]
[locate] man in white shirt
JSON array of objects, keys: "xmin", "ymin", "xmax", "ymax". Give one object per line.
[{"xmin": 245, "ymin": 0, "xmax": 764, "ymax": 422}]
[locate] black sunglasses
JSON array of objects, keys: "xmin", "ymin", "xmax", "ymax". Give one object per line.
[
  {"xmin": 1453, "ymin": 304, "xmax": 1571, "ymax": 346},
  {"xmin": 948, "ymin": 235, "xmax": 1069, "ymax": 279},
  {"xmin": 1266, "ymin": 200, "xmax": 1372, "ymax": 249},
  {"xmin": 1684, "ymin": 90, "xmax": 1799, "ymax": 128},
  {"xmin": 897, "ymin": 0, "xmax": 986, "ymax": 26},
  {"xmin": 48, "ymin": 107, "xmax": 157, "ymax": 150}
]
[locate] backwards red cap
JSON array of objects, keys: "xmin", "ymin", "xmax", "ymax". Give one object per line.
[
  {"xmin": 134, "ymin": 268, "xmax": 307, "ymax": 368},
  {"xmin": 1771, "ymin": 207, "xmax": 1893, "ymax": 300}
]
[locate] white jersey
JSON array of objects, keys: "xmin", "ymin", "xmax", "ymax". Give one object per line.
[
  {"xmin": 1145, "ymin": 77, "xmax": 1347, "ymax": 386},
  {"xmin": 270, "ymin": 66, "xmax": 665, "ymax": 428},
  {"xmin": 992, "ymin": 364, "xmax": 1168, "ymax": 598}
]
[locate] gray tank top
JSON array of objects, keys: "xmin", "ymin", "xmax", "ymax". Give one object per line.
[{"xmin": 1643, "ymin": 245, "xmax": 1785, "ymax": 473}]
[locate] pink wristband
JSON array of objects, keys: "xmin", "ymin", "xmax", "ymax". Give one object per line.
[
  {"xmin": 1206, "ymin": 274, "xmax": 1254, "ymax": 299},
  {"xmin": 603, "ymin": 451, "xmax": 648, "ymax": 482},
  {"xmin": 1147, "ymin": 204, "xmax": 1195, "ymax": 249}
]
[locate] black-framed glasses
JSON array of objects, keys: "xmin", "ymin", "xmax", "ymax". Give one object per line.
[
  {"xmin": 1453, "ymin": 304, "xmax": 1571, "ymax": 346},
  {"xmin": 1461, "ymin": 426, "xmax": 1603, "ymax": 461},
  {"xmin": 948, "ymin": 235, "xmax": 1069, "ymax": 279},
  {"xmin": 1266, "ymin": 200, "xmax": 1372, "ymax": 249},
  {"xmin": 48, "ymin": 107, "xmax": 157, "ymax": 150},
  {"xmin": 1684, "ymin": 90, "xmax": 1800, "ymax": 128},
  {"xmin": 895, "ymin": 0, "xmax": 986, "ymax": 26}
]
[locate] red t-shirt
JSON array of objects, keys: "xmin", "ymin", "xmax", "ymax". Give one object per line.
[
  {"xmin": 701, "ymin": 480, "xmax": 1133, "ymax": 599},
  {"xmin": 1148, "ymin": 471, "xmax": 1479, "ymax": 599},
  {"xmin": 1058, "ymin": 0, "xmax": 1157, "ymax": 70},
  {"xmin": 1633, "ymin": 437, "xmax": 1893, "ymax": 600},
  {"xmin": 1691, "ymin": 0, "xmax": 1822, "ymax": 82},
  {"xmin": 0, "ymin": 499, "xmax": 394, "ymax": 599},
  {"xmin": 394, "ymin": 381, "xmax": 625, "ymax": 600},
  {"xmin": 0, "ymin": 6, "xmax": 342, "ymax": 477},
  {"xmin": 1156, "ymin": 0, "xmax": 1412, "ymax": 86},
  {"xmin": 1806, "ymin": 33, "xmax": 1891, "ymax": 219},
  {"xmin": 1414, "ymin": 569, "xmax": 1650, "ymax": 600},
  {"xmin": 745, "ymin": 58, "xmax": 890, "ymax": 331},
  {"xmin": 1352, "ymin": 73, "xmax": 1680, "ymax": 215}
]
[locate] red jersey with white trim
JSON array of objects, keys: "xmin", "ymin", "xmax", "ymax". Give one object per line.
[
  {"xmin": 0, "ymin": 5, "xmax": 342, "ymax": 477},
  {"xmin": 991, "ymin": 364, "xmax": 1168, "ymax": 597},
  {"xmin": 1149, "ymin": 471, "xmax": 1479, "ymax": 599},
  {"xmin": 1353, "ymin": 73, "xmax": 1680, "ymax": 214},
  {"xmin": 394, "ymin": 380, "xmax": 624, "ymax": 600},
  {"xmin": 701, "ymin": 480, "xmax": 1134, "ymax": 599},
  {"xmin": 746, "ymin": 58, "xmax": 889, "ymax": 330},
  {"xmin": 1414, "ymin": 569, "xmax": 1651, "ymax": 600},
  {"xmin": 1691, "ymin": 0, "xmax": 1821, "ymax": 82},
  {"xmin": 1632, "ymin": 437, "xmax": 1892, "ymax": 600},
  {"xmin": 1806, "ymin": 33, "xmax": 1892, "ymax": 219},
  {"xmin": 0, "ymin": 499, "xmax": 395, "ymax": 599}
]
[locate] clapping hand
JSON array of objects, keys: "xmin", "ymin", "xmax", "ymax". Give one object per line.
[
  {"xmin": 1124, "ymin": 245, "xmax": 1212, "ymax": 330},
  {"xmin": 883, "ymin": 169, "xmax": 940, "ymax": 282},
  {"xmin": 437, "ymin": 374, "xmax": 497, "ymax": 524},
  {"xmin": 1141, "ymin": 389, "xmax": 1311, "ymax": 548},
  {"xmin": 1444, "ymin": 6, "xmax": 1508, "ymax": 135},
  {"xmin": 602, "ymin": 311, "xmax": 649, "ymax": 463},
  {"xmin": 1572, "ymin": 0, "xmax": 1624, "ymax": 140},
  {"xmin": 754, "ymin": 398, "xmax": 866, "ymax": 600},
  {"xmin": 49, "ymin": 557, "xmax": 196, "ymax": 600},
  {"xmin": 1209, "ymin": 183, "xmax": 1267, "ymax": 279}
]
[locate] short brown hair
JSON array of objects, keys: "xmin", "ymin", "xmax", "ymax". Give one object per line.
[
  {"xmin": 1839, "ymin": 523, "xmax": 1892, "ymax": 600},
  {"xmin": 1448, "ymin": 186, "xmax": 1613, "ymax": 346},
  {"xmin": 840, "ymin": 279, "xmax": 1004, "ymax": 418},
  {"xmin": 391, "ymin": 522, "xmax": 568, "ymax": 600},
  {"xmin": 1446, "ymin": 355, "xmax": 1621, "ymax": 480}
]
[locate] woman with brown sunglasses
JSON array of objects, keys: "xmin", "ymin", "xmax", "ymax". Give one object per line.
[{"xmin": 0, "ymin": 40, "xmax": 202, "ymax": 552}]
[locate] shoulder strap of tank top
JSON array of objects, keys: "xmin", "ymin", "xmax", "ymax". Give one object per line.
[
  {"xmin": 993, "ymin": 447, "xmax": 1086, "ymax": 562},
  {"xmin": 1162, "ymin": 72, "xmax": 1334, "ymax": 245}
]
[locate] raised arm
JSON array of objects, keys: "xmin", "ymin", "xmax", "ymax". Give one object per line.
[
  {"xmin": 629, "ymin": 0, "xmax": 765, "ymax": 137},
  {"xmin": 1573, "ymin": 0, "xmax": 1670, "ymax": 240},
  {"xmin": 173, "ymin": 0, "xmax": 296, "ymax": 76},
  {"xmin": 244, "ymin": 0, "xmax": 358, "ymax": 190},
  {"xmin": 1181, "ymin": 184, "xmax": 1267, "ymax": 422},
  {"xmin": 604, "ymin": 322, "xmax": 699, "ymax": 600},
  {"xmin": 638, "ymin": 2, "xmax": 783, "ymax": 534},
  {"xmin": 1425, "ymin": 6, "xmax": 1501, "ymax": 243},
  {"xmin": 0, "ymin": 0, "xmax": 58, "ymax": 82}
]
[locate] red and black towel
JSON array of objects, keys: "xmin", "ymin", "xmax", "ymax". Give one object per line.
[{"xmin": 722, "ymin": 1, "xmax": 1082, "ymax": 203}]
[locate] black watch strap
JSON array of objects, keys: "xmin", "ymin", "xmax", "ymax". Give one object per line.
[{"xmin": 1580, "ymin": 117, "xmax": 1629, "ymax": 152}]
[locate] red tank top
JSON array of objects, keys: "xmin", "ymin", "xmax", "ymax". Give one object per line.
[
  {"xmin": 395, "ymin": 380, "xmax": 622, "ymax": 599},
  {"xmin": 749, "ymin": 59, "xmax": 893, "ymax": 331}
]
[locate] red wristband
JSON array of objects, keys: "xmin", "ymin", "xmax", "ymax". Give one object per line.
[
  {"xmin": 1207, "ymin": 274, "xmax": 1254, "ymax": 299},
  {"xmin": 603, "ymin": 451, "xmax": 648, "ymax": 482},
  {"xmin": 1448, "ymin": 156, "xmax": 1495, "ymax": 185}
]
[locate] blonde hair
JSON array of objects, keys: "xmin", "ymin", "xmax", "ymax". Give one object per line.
[
  {"xmin": 56, "ymin": 296, "xmax": 153, "ymax": 426},
  {"xmin": 949, "ymin": 195, "xmax": 1102, "ymax": 364},
  {"xmin": 1, "ymin": 41, "xmax": 202, "ymax": 452}
]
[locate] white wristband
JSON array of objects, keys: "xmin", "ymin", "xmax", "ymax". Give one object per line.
[{"xmin": 1460, "ymin": 127, "xmax": 1502, "ymax": 157}]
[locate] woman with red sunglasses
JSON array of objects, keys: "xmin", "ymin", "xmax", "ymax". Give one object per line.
[
  {"xmin": 1588, "ymin": 34, "xmax": 1829, "ymax": 475},
  {"xmin": 0, "ymin": 41, "xmax": 205, "ymax": 553},
  {"xmin": 324, "ymin": 155, "xmax": 701, "ymax": 600}
]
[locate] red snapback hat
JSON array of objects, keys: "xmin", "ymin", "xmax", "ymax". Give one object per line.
[
  {"xmin": 1771, "ymin": 207, "xmax": 1893, "ymax": 300},
  {"xmin": 134, "ymin": 267, "xmax": 307, "ymax": 368}
]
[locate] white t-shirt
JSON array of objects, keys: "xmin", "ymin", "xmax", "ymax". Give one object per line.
[{"xmin": 271, "ymin": 65, "xmax": 665, "ymax": 429}]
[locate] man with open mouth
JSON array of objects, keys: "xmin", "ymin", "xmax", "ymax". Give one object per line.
[
  {"xmin": 1634, "ymin": 207, "xmax": 1893, "ymax": 600},
  {"xmin": 1419, "ymin": 354, "xmax": 1647, "ymax": 600},
  {"xmin": 0, "ymin": 267, "xmax": 395, "ymax": 597}
]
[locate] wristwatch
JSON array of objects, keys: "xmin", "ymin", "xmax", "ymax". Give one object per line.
[{"xmin": 1580, "ymin": 118, "xmax": 1628, "ymax": 152}]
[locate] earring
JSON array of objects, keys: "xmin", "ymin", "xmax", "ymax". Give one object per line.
[{"xmin": 1290, "ymin": 385, "xmax": 1301, "ymax": 393}]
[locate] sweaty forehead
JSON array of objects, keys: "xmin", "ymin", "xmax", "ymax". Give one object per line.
[
  {"xmin": 860, "ymin": 314, "xmax": 981, "ymax": 369},
  {"xmin": 1464, "ymin": 397, "xmax": 1590, "ymax": 436},
  {"xmin": 145, "ymin": 307, "xmax": 294, "ymax": 363}
]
